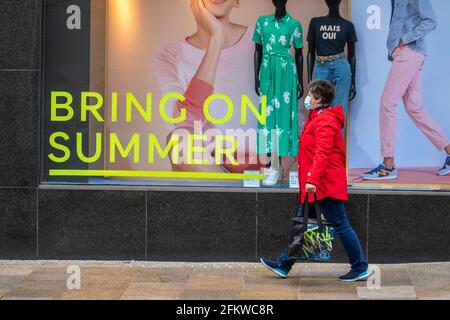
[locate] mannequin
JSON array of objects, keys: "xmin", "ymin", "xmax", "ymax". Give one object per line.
[
  {"xmin": 307, "ymin": 0, "xmax": 357, "ymax": 121},
  {"xmin": 255, "ymin": 0, "xmax": 304, "ymax": 98},
  {"xmin": 253, "ymin": 0, "xmax": 304, "ymax": 186}
]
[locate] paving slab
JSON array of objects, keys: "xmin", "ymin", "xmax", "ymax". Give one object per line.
[{"xmin": 0, "ymin": 261, "xmax": 448, "ymax": 300}]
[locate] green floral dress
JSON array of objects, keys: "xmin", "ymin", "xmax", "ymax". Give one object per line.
[{"xmin": 253, "ymin": 13, "xmax": 303, "ymax": 157}]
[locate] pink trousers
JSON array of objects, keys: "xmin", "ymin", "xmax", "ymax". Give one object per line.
[{"xmin": 380, "ymin": 46, "xmax": 450, "ymax": 158}]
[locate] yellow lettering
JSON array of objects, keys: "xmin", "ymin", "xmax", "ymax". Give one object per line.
[
  {"xmin": 109, "ymin": 133, "xmax": 140, "ymax": 163},
  {"xmin": 241, "ymin": 94, "xmax": 266, "ymax": 125},
  {"xmin": 51, "ymin": 92, "xmax": 74, "ymax": 122},
  {"xmin": 48, "ymin": 132, "xmax": 70, "ymax": 163},
  {"xmin": 204, "ymin": 93, "xmax": 233, "ymax": 125},
  {"xmin": 159, "ymin": 93, "xmax": 186, "ymax": 124},
  {"xmin": 76, "ymin": 132, "xmax": 102, "ymax": 163},
  {"xmin": 187, "ymin": 134, "xmax": 207, "ymax": 165},
  {"xmin": 126, "ymin": 93, "xmax": 152, "ymax": 123},
  {"xmin": 215, "ymin": 136, "xmax": 238, "ymax": 165},
  {"xmin": 81, "ymin": 92, "xmax": 104, "ymax": 122},
  {"xmin": 148, "ymin": 133, "xmax": 180, "ymax": 164},
  {"xmin": 111, "ymin": 92, "xmax": 118, "ymax": 122}
]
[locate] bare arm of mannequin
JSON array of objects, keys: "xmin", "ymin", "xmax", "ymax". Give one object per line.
[
  {"xmin": 307, "ymin": 40, "xmax": 316, "ymax": 84},
  {"xmin": 295, "ymin": 48, "xmax": 304, "ymax": 99},
  {"xmin": 254, "ymin": 43, "xmax": 263, "ymax": 96},
  {"xmin": 347, "ymin": 41, "xmax": 357, "ymax": 101}
]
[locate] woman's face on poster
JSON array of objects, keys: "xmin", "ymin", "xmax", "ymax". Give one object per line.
[{"xmin": 203, "ymin": 0, "xmax": 239, "ymax": 18}]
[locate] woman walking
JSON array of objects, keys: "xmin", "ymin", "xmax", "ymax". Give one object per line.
[{"xmin": 260, "ymin": 80, "xmax": 369, "ymax": 282}]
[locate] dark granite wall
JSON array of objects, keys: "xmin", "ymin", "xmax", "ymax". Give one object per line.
[
  {"xmin": 0, "ymin": 0, "xmax": 448, "ymax": 263},
  {"xmin": 0, "ymin": 0, "xmax": 41, "ymax": 259}
]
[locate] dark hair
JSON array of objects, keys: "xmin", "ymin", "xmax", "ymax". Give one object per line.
[{"xmin": 308, "ymin": 80, "xmax": 335, "ymax": 106}]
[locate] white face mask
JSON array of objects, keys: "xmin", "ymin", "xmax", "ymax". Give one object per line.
[{"xmin": 304, "ymin": 95, "xmax": 312, "ymax": 110}]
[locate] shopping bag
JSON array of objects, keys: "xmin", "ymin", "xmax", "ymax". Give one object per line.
[{"xmin": 293, "ymin": 194, "xmax": 336, "ymax": 262}]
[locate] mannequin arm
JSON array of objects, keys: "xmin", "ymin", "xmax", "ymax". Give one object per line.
[
  {"xmin": 254, "ymin": 44, "xmax": 263, "ymax": 96},
  {"xmin": 295, "ymin": 48, "xmax": 304, "ymax": 99},
  {"xmin": 307, "ymin": 40, "xmax": 316, "ymax": 84},
  {"xmin": 347, "ymin": 41, "xmax": 356, "ymax": 101}
]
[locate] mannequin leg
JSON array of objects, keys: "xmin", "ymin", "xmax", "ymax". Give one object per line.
[
  {"xmin": 265, "ymin": 153, "xmax": 272, "ymax": 168},
  {"xmin": 313, "ymin": 61, "xmax": 331, "ymax": 83},
  {"xmin": 272, "ymin": 153, "xmax": 281, "ymax": 171},
  {"xmin": 280, "ymin": 156, "xmax": 296, "ymax": 180},
  {"xmin": 331, "ymin": 60, "xmax": 352, "ymax": 117},
  {"xmin": 262, "ymin": 152, "xmax": 282, "ymax": 185}
]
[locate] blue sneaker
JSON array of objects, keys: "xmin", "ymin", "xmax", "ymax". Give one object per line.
[
  {"xmin": 260, "ymin": 252, "xmax": 296, "ymax": 278},
  {"xmin": 437, "ymin": 156, "xmax": 450, "ymax": 176},
  {"xmin": 339, "ymin": 269, "xmax": 371, "ymax": 282},
  {"xmin": 362, "ymin": 164, "xmax": 398, "ymax": 180}
]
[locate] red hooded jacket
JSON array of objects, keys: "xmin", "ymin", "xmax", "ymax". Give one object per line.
[{"xmin": 298, "ymin": 106, "xmax": 348, "ymax": 204}]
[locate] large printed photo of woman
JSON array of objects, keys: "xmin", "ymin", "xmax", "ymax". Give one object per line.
[{"xmin": 153, "ymin": 0, "xmax": 265, "ymax": 174}]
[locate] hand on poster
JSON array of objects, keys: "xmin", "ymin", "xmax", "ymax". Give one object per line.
[
  {"xmin": 391, "ymin": 40, "xmax": 406, "ymax": 57},
  {"xmin": 191, "ymin": 0, "xmax": 225, "ymax": 46}
]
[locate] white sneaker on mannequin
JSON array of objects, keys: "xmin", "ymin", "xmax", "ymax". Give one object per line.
[{"xmin": 262, "ymin": 167, "xmax": 282, "ymax": 186}]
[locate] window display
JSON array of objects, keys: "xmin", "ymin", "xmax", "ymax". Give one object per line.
[{"xmin": 41, "ymin": 0, "xmax": 450, "ymax": 191}]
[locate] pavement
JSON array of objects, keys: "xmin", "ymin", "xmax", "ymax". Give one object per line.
[{"xmin": 0, "ymin": 260, "xmax": 449, "ymax": 300}]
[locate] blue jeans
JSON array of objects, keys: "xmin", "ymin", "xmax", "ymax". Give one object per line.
[
  {"xmin": 314, "ymin": 58, "xmax": 352, "ymax": 120},
  {"xmin": 298, "ymin": 198, "xmax": 368, "ymax": 273},
  {"xmin": 320, "ymin": 198, "xmax": 368, "ymax": 272}
]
